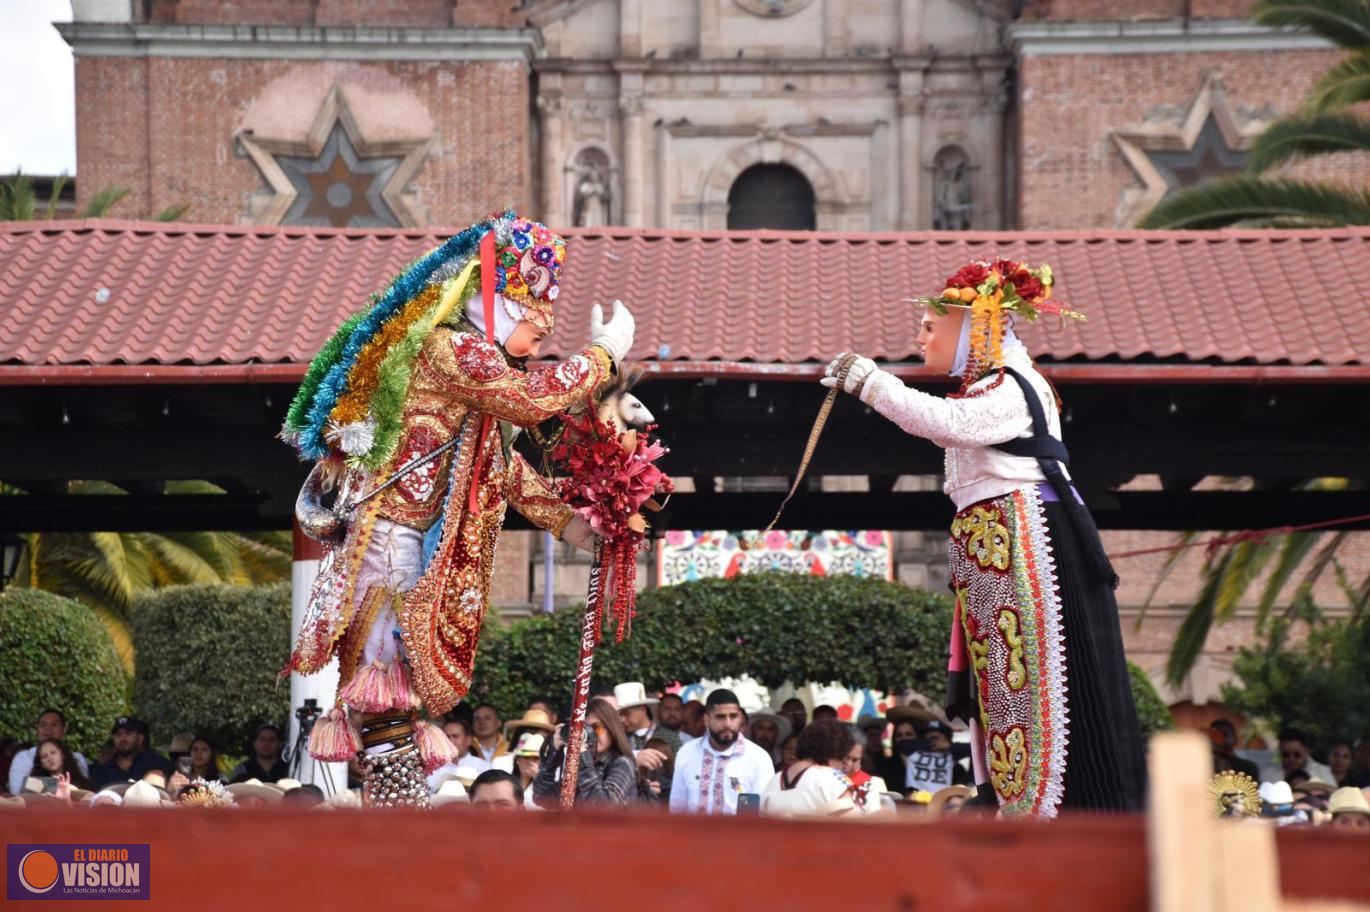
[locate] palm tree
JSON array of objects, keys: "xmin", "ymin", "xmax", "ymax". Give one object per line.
[
  {"xmin": 0, "ymin": 171, "xmax": 189, "ymax": 221},
  {"xmin": 7, "ymin": 481, "xmax": 291, "ymax": 676},
  {"xmin": 1145, "ymin": 479, "xmax": 1369, "ymax": 686},
  {"xmin": 1141, "ymin": 0, "xmax": 1370, "ymax": 228}
]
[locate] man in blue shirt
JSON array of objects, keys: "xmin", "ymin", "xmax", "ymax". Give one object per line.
[{"xmin": 89, "ymin": 717, "xmax": 171, "ymax": 789}]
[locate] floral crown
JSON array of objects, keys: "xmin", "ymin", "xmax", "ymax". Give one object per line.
[
  {"xmin": 921, "ymin": 258, "xmax": 1080, "ymax": 322},
  {"xmin": 490, "ymin": 213, "xmax": 566, "ymax": 331},
  {"xmin": 919, "ymin": 258, "xmax": 1084, "ymax": 392}
]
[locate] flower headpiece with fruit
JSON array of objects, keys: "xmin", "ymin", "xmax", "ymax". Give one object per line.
[{"xmin": 919, "ymin": 258, "xmax": 1084, "ymax": 393}]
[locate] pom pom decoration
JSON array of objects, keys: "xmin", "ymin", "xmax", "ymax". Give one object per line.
[
  {"xmin": 414, "ymin": 718, "xmax": 460, "ymax": 774},
  {"xmin": 308, "ymin": 706, "xmax": 362, "ymax": 762},
  {"xmin": 338, "ymin": 659, "xmax": 398, "ymax": 713}
]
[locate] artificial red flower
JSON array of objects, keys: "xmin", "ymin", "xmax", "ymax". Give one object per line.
[
  {"xmin": 1012, "ymin": 274, "xmax": 1044, "ymax": 301},
  {"xmin": 947, "ymin": 263, "xmax": 989, "ymax": 288}
]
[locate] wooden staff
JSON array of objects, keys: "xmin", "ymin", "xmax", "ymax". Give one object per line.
[{"xmin": 559, "ymin": 539, "xmax": 607, "ymax": 808}]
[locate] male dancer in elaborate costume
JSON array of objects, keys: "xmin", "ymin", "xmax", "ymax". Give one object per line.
[
  {"xmin": 283, "ymin": 212, "xmax": 633, "ymax": 806},
  {"xmin": 823, "ymin": 259, "xmax": 1144, "ymax": 816}
]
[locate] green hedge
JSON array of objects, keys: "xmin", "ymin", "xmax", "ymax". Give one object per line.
[
  {"xmin": 472, "ymin": 573, "xmax": 953, "ymax": 719},
  {"xmin": 132, "ymin": 583, "xmax": 291, "ymax": 753},
  {"xmin": 1129, "ymin": 662, "xmax": 1173, "ymax": 734},
  {"xmin": 0, "ymin": 588, "xmax": 128, "ymax": 755}
]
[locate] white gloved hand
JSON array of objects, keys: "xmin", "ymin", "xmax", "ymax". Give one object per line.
[
  {"xmin": 819, "ymin": 352, "xmax": 877, "ymax": 395},
  {"xmin": 589, "ymin": 299, "xmax": 635, "ymax": 365},
  {"xmin": 561, "ymin": 515, "xmax": 598, "ymax": 553}
]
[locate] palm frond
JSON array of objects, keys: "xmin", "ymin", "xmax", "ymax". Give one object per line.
[
  {"xmin": 136, "ymin": 532, "xmax": 224, "ymax": 585},
  {"xmin": 1167, "ymin": 550, "xmax": 1231, "ymax": 686},
  {"xmin": 1254, "ymin": 0, "xmax": 1370, "ymax": 48},
  {"xmin": 1138, "ymin": 174, "xmax": 1370, "ymax": 228},
  {"xmin": 1255, "ymin": 532, "xmax": 1322, "ymax": 627},
  {"xmin": 1135, "ymin": 531, "xmax": 1198, "ymax": 627},
  {"xmin": 1, "ymin": 172, "xmax": 36, "ymax": 221},
  {"xmin": 78, "ymin": 185, "xmax": 131, "ymax": 218},
  {"xmin": 1306, "ymin": 49, "xmax": 1370, "ymax": 111},
  {"xmin": 231, "ymin": 533, "xmax": 292, "ymax": 583},
  {"xmin": 1284, "ymin": 531, "xmax": 1349, "ymax": 617},
  {"xmin": 1213, "ymin": 539, "xmax": 1276, "ymax": 622},
  {"xmin": 44, "ymin": 174, "xmax": 69, "ymax": 220},
  {"xmin": 85, "ymin": 602, "xmax": 136, "ymax": 678},
  {"xmin": 1246, "ymin": 112, "xmax": 1370, "ymax": 171},
  {"xmin": 153, "ymin": 202, "xmax": 191, "ymax": 222}
]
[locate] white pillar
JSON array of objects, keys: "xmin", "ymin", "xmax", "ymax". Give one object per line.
[
  {"xmin": 538, "ymin": 93, "xmax": 565, "ymax": 227},
  {"xmin": 288, "ymin": 521, "xmax": 346, "ymax": 793}
]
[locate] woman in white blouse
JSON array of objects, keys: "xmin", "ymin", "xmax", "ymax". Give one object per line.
[
  {"xmin": 761, "ymin": 720, "xmax": 881, "ymax": 818},
  {"xmin": 823, "ymin": 258, "xmax": 1145, "ymax": 818}
]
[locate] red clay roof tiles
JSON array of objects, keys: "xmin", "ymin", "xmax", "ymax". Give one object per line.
[{"xmin": 1, "ymin": 219, "xmax": 1367, "ymax": 369}]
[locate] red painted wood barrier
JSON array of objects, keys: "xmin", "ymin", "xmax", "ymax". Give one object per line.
[{"xmin": 3, "ymin": 808, "xmax": 1368, "ymax": 911}]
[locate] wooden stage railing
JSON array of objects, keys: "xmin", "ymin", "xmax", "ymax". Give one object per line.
[{"xmin": 4, "ymin": 735, "xmax": 1368, "ymax": 911}]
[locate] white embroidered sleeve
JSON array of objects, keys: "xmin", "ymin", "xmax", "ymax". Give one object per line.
[{"xmin": 858, "ymin": 370, "xmax": 1032, "ymax": 449}]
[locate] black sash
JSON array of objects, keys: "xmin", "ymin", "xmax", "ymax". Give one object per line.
[{"xmin": 991, "ymin": 368, "xmax": 1119, "ymax": 589}]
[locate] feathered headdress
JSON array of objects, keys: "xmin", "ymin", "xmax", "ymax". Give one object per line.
[{"xmin": 280, "ymin": 211, "xmax": 566, "ymax": 469}]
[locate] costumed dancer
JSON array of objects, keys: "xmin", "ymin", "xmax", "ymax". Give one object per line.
[
  {"xmin": 822, "ymin": 259, "xmax": 1145, "ymax": 816},
  {"xmin": 281, "ymin": 212, "xmax": 634, "ymax": 807}
]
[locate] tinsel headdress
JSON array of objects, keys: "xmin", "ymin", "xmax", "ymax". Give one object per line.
[
  {"xmin": 919, "ymin": 258, "xmax": 1083, "ymax": 394},
  {"xmin": 280, "ymin": 211, "xmax": 567, "ymax": 469}
]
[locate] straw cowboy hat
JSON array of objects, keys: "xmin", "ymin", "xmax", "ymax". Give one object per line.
[
  {"xmin": 887, "ymin": 693, "xmax": 947, "ymax": 726},
  {"xmin": 613, "ymin": 682, "xmax": 659, "ymax": 711},
  {"xmin": 1329, "ymin": 786, "xmax": 1370, "ymax": 819},
  {"xmin": 503, "ymin": 708, "xmax": 556, "ymax": 738},
  {"xmin": 513, "ymin": 732, "xmax": 547, "ymax": 758},
  {"xmin": 431, "ymin": 779, "xmax": 469, "ymax": 808},
  {"xmin": 747, "ymin": 712, "xmax": 792, "ymax": 745},
  {"xmin": 124, "ymin": 780, "xmax": 175, "ymax": 808},
  {"xmin": 225, "ymin": 779, "xmax": 284, "ymax": 805}
]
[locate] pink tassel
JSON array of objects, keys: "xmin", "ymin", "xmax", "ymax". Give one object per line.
[
  {"xmin": 414, "ymin": 719, "xmax": 459, "ymax": 774},
  {"xmin": 308, "ymin": 707, "xmax": 361, "ymax": 762},
  {"xmin": 385, "ymin": 659, "xmax": 420, "ymax": 712},
  {"xmin": 338, "ymin": 660, "xmax": 394, "ymax": 713}
]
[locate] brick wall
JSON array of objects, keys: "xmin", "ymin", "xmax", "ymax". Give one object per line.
[
  {"xmin": 1021, "ymin": 0, "xmax": 1256, "ymax": 20},
  {"xmin": 1016, "ymin": 48, "xmax": 1370, "ymax": 229},
  {"xmin": 74, "ymin": 56, "xmax": 531, "ymax": 225}
]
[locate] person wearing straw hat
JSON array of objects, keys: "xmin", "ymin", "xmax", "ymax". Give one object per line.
[
  {"xmin": 823, "ymin": 259, "xmax": 1145, "ymax": 817},
  {"xmin": 1329, "ymin": 786, "xmax": 1370, "ymax": 830},
  {"xmin": 615, "ymin": 682, "xmax": 681, "ymax": 754}
]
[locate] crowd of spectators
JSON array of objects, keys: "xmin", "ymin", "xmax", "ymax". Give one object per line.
[{"xmin": 3, "ymin": 693, "xmax": 1368, "ymax": 832}]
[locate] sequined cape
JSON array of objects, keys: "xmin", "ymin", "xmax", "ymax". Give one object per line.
[{"xmin": 290, "ymin": 326, "xmax": 614, "ymax": 713}]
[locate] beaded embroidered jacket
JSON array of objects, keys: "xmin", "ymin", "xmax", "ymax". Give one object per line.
[{"xmin": 291, "ymin": 325, "xmax": 614, "ymax": 713}]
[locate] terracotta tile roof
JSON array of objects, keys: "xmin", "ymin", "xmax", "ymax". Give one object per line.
[{"xmin": 2, "ymin": 220, "xmax": 1367, "ymax": 374}]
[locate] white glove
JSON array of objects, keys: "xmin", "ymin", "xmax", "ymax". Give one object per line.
[
  {"xmin": 590, "ymin": 300, "xmax": 635, "ymax": 365},
  {"xmin": 561, "ymin": 515, "xmax": 598, "ymax": 553},
  {"xmin": 820, "ymin": 352, "xmax": 877, "ymax": 395}
]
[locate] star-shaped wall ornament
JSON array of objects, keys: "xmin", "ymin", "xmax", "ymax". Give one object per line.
[
  {"xmin": 238, "ymin": 86, "xmax": 432, "ymax": 227},
  {"xmin": 1111, "ymin": 75, "xmax": 1270, "ymax": 227}
]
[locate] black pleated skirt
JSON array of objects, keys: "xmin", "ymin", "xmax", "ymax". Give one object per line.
[{"xmin": 946, "ymin": 493, "xmax": 1147, "ymax": 814}]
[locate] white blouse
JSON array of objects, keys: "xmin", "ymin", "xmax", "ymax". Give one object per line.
[
  {"xmin": 859, "ymin": 345, "xmax": 1070, "ymax": 512},
  {"xmin": 760, "ymin": 765, "xmax": 858, "ymax": 818}
]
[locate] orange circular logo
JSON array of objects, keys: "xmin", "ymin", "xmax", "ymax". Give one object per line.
[{"xmin": 18, "ymin": 850, "xmax": 59, "ymax": 893}]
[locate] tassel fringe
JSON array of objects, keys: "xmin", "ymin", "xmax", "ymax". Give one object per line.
[
  {"xmin": 414, "ymin": 719, "xmax": 459, "ymax": 774},
  {"xmin": 308, "ymin": 707, "xmax": 362, "ymax": 762}
]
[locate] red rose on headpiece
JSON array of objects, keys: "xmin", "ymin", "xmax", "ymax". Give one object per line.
[
  {"xmin": 947, "ymin": 263, "xmax": 989, "ymax": 288},
  {"xmin": 1012, "ymin": 274, "xmax": 1044, "ymax": 301}
]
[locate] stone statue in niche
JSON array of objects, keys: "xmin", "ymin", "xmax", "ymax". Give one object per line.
[
  {"xmin": 933, "ymin": 146, "xmax": 973, "ymax": 231},
  {"xmin": 573, "ymin": 166, "xmax": 610, "ymax": 227}
]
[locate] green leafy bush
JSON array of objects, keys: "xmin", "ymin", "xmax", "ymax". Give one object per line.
[
  {"xmin": 1222, "ymin": 614, "xmax": 1370, "ymax": 748},
  {"xmin": 1128, "ymin": 662, "xmax": 1173, "ymax": 734},
  {"xmin": 472, "ymin": 573, "xmax": 952, "ymax": 718},
  {"xmin": 0, "ymin": 588, "xmax": 128, "ymax": 755},
  {"xmin": 131, "ymin": 583, "xmax": 291, "ymax": 753}
]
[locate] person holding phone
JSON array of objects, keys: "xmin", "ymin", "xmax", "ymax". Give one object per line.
[
  {"xmin": 532, "ymin": 698, "xmax": 637, "ymax": 807},
  {"xmin": 28, "ymin": 738, "xmax": 91, "ymax": 792}
]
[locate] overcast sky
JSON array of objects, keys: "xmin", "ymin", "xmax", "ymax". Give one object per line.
[{"xmin": 0, "ymin": 0, "xmax": 76, "ymax": 175}]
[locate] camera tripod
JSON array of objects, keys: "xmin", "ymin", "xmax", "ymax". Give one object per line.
[{"xmin": 287, "ymin": 700, "xmax": 337, "ymax": 796}]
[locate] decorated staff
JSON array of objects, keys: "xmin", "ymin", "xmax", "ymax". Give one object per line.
[
  {"xmin": 282, "ymin": 211, "xmax": 634, "ymax": 808},
  {"xmin": 550, "ymin": 385, "xmax": 672, "ymax": 807},
  {"xmin": 822, "ymin": 259, "xmax": 1145, "ymax": 818}
]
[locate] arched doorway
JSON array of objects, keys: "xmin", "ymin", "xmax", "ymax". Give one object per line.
[{"xmin": 726, "ymin": 164, "xmax": 816, "ymax": 230}]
